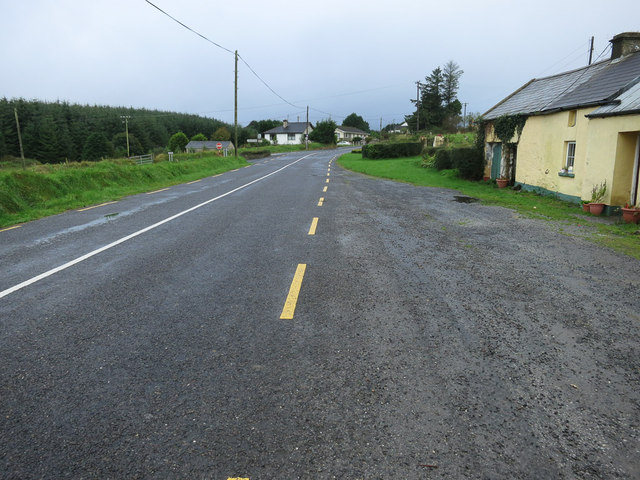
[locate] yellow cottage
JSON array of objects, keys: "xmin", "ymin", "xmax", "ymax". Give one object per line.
[{"xmin": 483, "ymin": 32, "xmax": 640, "ymax": 214}]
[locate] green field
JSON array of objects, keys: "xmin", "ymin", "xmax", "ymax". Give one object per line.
[{"xmin": 338, "ymin": 152, "xmax": 640, "ymax": 259}]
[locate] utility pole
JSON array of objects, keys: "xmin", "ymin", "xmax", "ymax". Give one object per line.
[
  {"xmin": 462, "ymin": 103, "xmax": 468, "ymax": 129},
  {"xmin": 234, "ymin": 50, "xmax": 238, "ymax": 159},
  {"xmin": 306, "ymin": 105, "xmax": 309, "ymax": 150},
  {"xmin": 415, "ymin": 81, "xmax": 421, "ymax": 133},
  {"xmin": 14, "ymin": 108, "xmax": 25, "ymax": 168},
  {"xmin": 380, "ymin": 117, "xmax": 382, "ymax": 135},
  {"xmin": 120, "ymin": 115, "xmax": 131, "ymax": 157},
  {"xmin": 588, "ymin": 36, "xmax": 595, "ymax": 65}
]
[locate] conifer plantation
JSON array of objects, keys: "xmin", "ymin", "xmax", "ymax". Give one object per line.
[{"xmin": 0, "ymin": 98, "xmax": 232, "ymax": 163}]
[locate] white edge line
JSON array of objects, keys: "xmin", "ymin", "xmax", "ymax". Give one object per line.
[{"xmin": 0, "ymin": 153, "xmax": 315, "ymax": 299}]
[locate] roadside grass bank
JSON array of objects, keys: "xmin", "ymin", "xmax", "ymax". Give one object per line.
[
  {"xmin": 338, "ymin": 153, "xmax": 640, "ymax": 259},
  {"xmin": 0, "ymin": 154, "xmax": 248, "ymax": 228}
]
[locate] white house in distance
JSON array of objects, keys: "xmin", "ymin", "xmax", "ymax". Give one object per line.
[
  {"xmin": 335, "ymin": 126, "xmax": 368, "ymax": 144},
  {"xmin": 263, "ymin": 120, "xmax": 313, "ymax": 145}
]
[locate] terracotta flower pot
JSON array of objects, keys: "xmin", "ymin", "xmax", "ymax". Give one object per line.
[
  {"xmin": 582, "ymin": 203, "xmax": 591, "ymax": 212},
  {"xmin": 621, "ymin": 207, "xmax": 640, "ymax": 224},
  {"xmin": 589, "ymin": 203, "xmax": 605, "ymax": 216},
  {"xmin": 496, "ymin": 178, "xmax": 508, "ymax": 188}
]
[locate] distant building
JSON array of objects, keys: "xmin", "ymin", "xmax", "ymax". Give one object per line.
[
  {"xmin": 263, "ymin": 120, "xmax": 313, "ymax": 145},
  {"xmin": 185, "ymin": 141, "xmax": 235, "ymax": 154},
  {"xmin": 335, "ymin": 126, "xmax": 368, "ymax": 144}
]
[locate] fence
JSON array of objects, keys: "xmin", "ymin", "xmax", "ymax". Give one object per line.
[{"xmin": 130, "ymin": 154, "xmax": 154, "ymax": 165}]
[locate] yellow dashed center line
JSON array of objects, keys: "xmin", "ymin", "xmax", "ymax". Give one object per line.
[
  {"xmin": 323, "ymin": 186, "xmax": 328, "ymax": 192},
  {"xmin": 146, "ymin": 188, "xmax": 169, "ymax": 195},
  {"xmin": 78, "ymin": 201, "xmax": 117, "ymax": 212},
  {"xmin": 326, "ymin": 178, "xmax": 330, "ymax": 184},
  {"xmin": 0, "ymin": 225, "xmax": 21, "ymax": 233},
  {"xmin": 308, "ymin": 217, "xmax": 318, "ymax": 235},
  {"xmin": 280, "ymin": 264, "xmax": 307, "ymax": 320},
  {"xmin": 317, "ymin": 197, "xmax": 324, "ymax": 206}
]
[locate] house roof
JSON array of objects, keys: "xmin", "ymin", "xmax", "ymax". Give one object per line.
[
  {"xmin": 263, "ymin": 122, "xmax": 312, "ymax": 134},
  {"xmin": 483, "ymin": 51, "xmax": 640, "ymax": 120},
  {"xmin": 336, "ymin": 126, "xmax": 368, "ymax": 135},
  {"xmin": 185, "ymin": 140, "xmax": 235, "ymax": 150},
  {"xmin": 587, "ymin": 78, "xmax": 640, "ymax": 117}
]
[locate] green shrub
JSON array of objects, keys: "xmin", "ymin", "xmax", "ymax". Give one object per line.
[
  {"xmin": 421, "ymin": 154, "xmax": 435, "ymax": 168},
  {"xmin": 362, "ymin": 142, "xmax": 423, "ymax": 159},
  {"xmin": 434, "ymin": 149, "xmax": 452, "ymax": 170},
  {"xmin": 451, "ymin": 147, "xmax": 484, "ymax": 180},
  {"xmin": 431, "ymin": 147, "xmax": 483, "ymax": 179}
]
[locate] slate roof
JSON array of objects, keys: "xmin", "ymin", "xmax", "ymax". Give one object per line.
[
  {"xmin": 483, "ymin": 51, "xmax": 640, "ymax": 120},
  {"xmin": 263, "ymin": 122, "xmax": 312, "ymax": 134},
  {"xmin": 185, "ymin": 140, "xmax": 235, "ymax": 150},
  {"xmin": 588, "ymin": 79, "xmax": 640, "ymax": 117},
  {"xmin": 336, "ymin": 126, "xmax": 368, "ymax": 135}
]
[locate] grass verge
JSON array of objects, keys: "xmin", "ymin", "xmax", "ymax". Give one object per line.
[
  {"xmin": 338, "ymin": 153, "xmax": 640, "ymax": 259},
  {"xmin": 0, "ymin": 155, "xmax": 248, "ymax": 228}
]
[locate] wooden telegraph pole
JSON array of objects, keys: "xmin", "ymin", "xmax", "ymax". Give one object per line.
[
  {"xmin": 120, "ymin": 115, "xmax": 131, "ymax": 157},
  {"xmin": 306, "ymin": 105, "xmax": 309, "ymax": 150},
  {"xmin": 14, "ymin": 108, "xmax": 25, "ymax": 168},
  {"xmin": 234, "ymin": 50, "xmax": 238, "ymax": 159}
]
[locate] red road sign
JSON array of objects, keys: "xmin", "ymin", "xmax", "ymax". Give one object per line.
[{"xmin": 216, "ymin": 142, "xmax": 222, "ymax": 150}]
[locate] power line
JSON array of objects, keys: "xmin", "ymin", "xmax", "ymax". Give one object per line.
[
  {"xmin": 143, "ymin": 0, "xmax": 234, "ymax": 55},
  {"xmin": 144, "ymin": 1, "xmax": 303, "ymax": 113},
  {"xmin": 237, "ymin": 54, "xmax": 303, "ymax": 109}
]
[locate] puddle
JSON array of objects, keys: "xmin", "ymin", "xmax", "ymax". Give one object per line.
[{"xmin": 453, "ymin": 196, "xmax": 479, "ymax": 204}]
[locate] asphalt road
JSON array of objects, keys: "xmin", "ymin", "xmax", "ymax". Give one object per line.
[{"xmin": 1, "ymin": 150, "xmax": 639, "ymax": 479}]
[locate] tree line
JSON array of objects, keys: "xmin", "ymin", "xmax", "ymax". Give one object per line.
[{"xmin": 0, "ymin": 98, "xmax": 238, "ymax": 163}]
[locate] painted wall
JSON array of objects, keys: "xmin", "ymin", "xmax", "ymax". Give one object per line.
[
  {"xmin": 586, "ymin": 116, "xmax": 640, "ymax": 205},
  {"xmin": 486, "ymin": 110, "xmax": 640, "ymax": 206},
  {"xmin": 515, "ymin": 108, "xmax": 594, "ymax": 202},
  {"xmin": 270, "ymin": 126, "xmax": 313, "ymax": 145}
]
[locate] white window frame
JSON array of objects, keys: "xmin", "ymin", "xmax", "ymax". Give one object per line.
[
  {"xmin": 288, "ymin": 133, "xmax": 296, "ymax": 141},
  {"xmin": 565, "ymin": 141, "xmax": 576, "ymax": 171}
]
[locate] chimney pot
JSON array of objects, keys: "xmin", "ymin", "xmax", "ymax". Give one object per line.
[{"xmin": 283, "ymin": 119, "xmax": 288, "ymax": 128}]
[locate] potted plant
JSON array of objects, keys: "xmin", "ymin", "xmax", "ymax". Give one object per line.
[
  {"xmin": 621, "ymin": 203, "xmax": 640, "ymax": 224},
  {"xmin": 588, "ymin": 180, "xmax": 607, "ymax": 216},
  {"xmin": 581, "ymin": 200, "xmax": 591, "ymax": 212},
  {"xmin": 496, "ymin": 177, "xmax": 509, "ymax": 188}
]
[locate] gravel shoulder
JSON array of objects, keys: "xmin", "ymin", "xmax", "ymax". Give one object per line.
[{"xmin": 311, "ymin": 167, "xmax": 640, "ymax": 478}]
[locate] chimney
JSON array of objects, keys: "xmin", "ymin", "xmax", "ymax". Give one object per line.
[
  {"xmin": 283, "ymin": 119, "xmax": 288, "ymax": 129},
  {"xmin": 610, "ymin": 32, "xmax": 640, "ymax": 59}
]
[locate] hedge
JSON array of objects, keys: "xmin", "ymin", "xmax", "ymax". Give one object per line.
[
  {"xmin": 432, "ymin": 147, "xmax": 484, "ymax": 180},
  {"xmin": 362, "ymin": 142, "xmax": 423, "ymax": 159}
]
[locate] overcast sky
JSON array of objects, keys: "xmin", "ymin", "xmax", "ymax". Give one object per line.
[{"xmin": 2, "ymin": 0, "xmax": 639, "ymax": 129}]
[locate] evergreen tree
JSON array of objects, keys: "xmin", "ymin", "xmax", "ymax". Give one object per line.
[
  {"xmin": 82, "ymin": 132, "xmax": 114, "ymax": 161},
  {"xmin": 406, "ymin": 62, "xmax": 463, "ymax": 132}
]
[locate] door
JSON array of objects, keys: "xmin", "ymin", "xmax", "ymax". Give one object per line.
[{"xmin": 491, "ymin": 143, "xmax": 502, "ymax": 179}]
